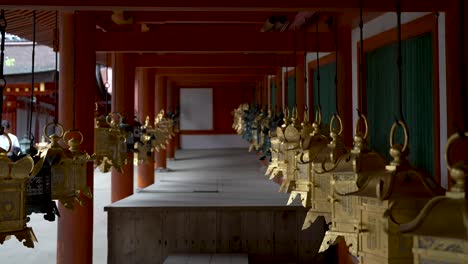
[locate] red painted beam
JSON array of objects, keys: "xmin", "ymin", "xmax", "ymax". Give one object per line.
[
  {"xmin": 135, "ymin": 54, "xmax": 296, "ymax": 68},
  {"xmin": 168, "ymin": 75, "xmax": 263, "ymax": 83},
  {"xmin": 95, "ymin": 30, "xmax": 335, "ymax": 53},
  {"xmin": 155, "ymin": 68, "xmax": 276, "ymax": 76},
  {"xmin": 2, "ymin": 0, "xmax": 449, "ymax": 12},
  {"xmin": 129, "ymin": 11, "xmax": 297, "ymax": 24}
]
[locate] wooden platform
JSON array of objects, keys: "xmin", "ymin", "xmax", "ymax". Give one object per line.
[{"xmin": 105, "ymin": 149, "xmax": 326, "ymax": 264}]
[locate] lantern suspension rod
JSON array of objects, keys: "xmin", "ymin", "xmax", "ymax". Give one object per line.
[
  {"xmin": 0, "ymin": 9, "xmax": 6, "ymax": 135},
  {"xmin": 72, "ymin": 11, "xmax": 77, "ymax": 130},
  {"xmin": 28, "ymin": 10, "xmax": 37, "ymax": 141},
  {"xmin": 293, "ymin": 31, "xmax": 297, "ymax": 107},
  {"xmin": 54, "ymin": 11, "xmax": 59, "ymax": 124},
  {"xmin": 460, "ymin": 0, "xmax": 467, "ymax": 131},
  {"xmin": 358, "ymin": 0, "xmax": 364, "ymax": 115},
  {"xmin": 303, "ymin": 20, "xmax": 308, "ymax": 110},
  {"xmin": 105, "ymin": 53, "xmax": 110, "ymax": 115},
  {"xmin": 332, "ymin": 17, "xmax": 339, "ymax": 116},
  {"xmin": 315, "ymin": 20, "xmax": 321, "ymax": 111},
  {"xmin": 396, "ymin": 0, "xmax": 404, "ymax": 122}
]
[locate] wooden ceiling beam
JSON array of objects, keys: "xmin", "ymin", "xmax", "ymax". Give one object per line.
[
  {"xmin": 95, "ymin": 30, "xmax": 334, "ymax": 52},
  {"xmin": 136, "ymin": 54, "xmax": 295, "ymax": 68},
  {"xmin": 2, "ymin": 0, "xmax": 448, "ymax": 12},
  {"xmin": 154, "ymin": 68, "xmax": 276, "ymax": 76}
]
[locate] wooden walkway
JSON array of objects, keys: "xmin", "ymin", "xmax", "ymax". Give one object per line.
[{"xmin": 105, "ymin": 149, "xmax": 324, "ymax": 264}]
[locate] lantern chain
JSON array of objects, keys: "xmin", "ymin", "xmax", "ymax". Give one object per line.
[
  {"xmin": 293, "ymin": 31, "xmax": 297, "ymax": 107},
  {"xmin": 333, "ymin": 17, "xmax": 339, "ymax": 116},
  {"xmin": 358, "ymin": 0, "xmax": 364, "ymax": 115},
  {"xmin": 303, "ymin": 21, "xmax": 308, "ymax": 111},
  {"xmin": 460, "ymin": 0, "xmax": 467, "ymax": 132},
  {"xmin": 72, "ymin": 11, "xmax": 77, "ymax": 130},
  {"xmin": 53, "ymin": 11, "xmax": 58, "ymax": 125},
  {"xmin": 396, "ymin": 0, "xmax": 404, "ymax": 122},
  {"xmin": 28, "ymin": 10, "xmax": 37, "ymax": 143},
  {"xmin": 0, "ymin": 9, "xmax": 6, "ymax": 135},
  {"xmin": 315, "ymin": 20, "xmax": 321, "ymax": 110}
]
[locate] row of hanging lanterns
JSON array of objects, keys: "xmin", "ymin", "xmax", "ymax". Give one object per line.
[{"xmin": 232, "ymin": 0, "xmax": 468, "ymax": 262}]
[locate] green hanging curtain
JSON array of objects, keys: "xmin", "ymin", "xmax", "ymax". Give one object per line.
[
  {"xmin": 271, "ymin": 80, "xmax": 277, "ymax": 111},
  {"xmin": 366, "ymin": 33, "xmax": 435, "ymax": 176},
  {"xmin": 313, "ymin": 62, "xmax": 337, "ymax": 125},
  {"xmin": 287, "ymin": 75, "xmax": 296, "ymax": 110}
]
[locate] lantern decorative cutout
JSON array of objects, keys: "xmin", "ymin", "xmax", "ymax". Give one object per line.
[
  {"xmin": 37, "ymin": 123, "xmax": 92, "ymax": 209},
  {"xmin": 318, "ymin": 113, "xmax": 386, "ymax": 256},
  {"xmin": 0, "ymin": 134, "xmax": 37, "ymax": 248},
  {"xmin": 398, "ymin": 132, "xmax": 468, "ymax": 264},
  {"xmin": 266, "ymin": 108, "xmax": 290, "ymax": 181},
  {"xmin": 277, "ymin": 107, "xmax": 302, "ymax": 193},
  {"xmin": 287, "ymin": 108, "xmax": 330, "ymax": 208},
  {"xmin": 93, "ymin": 113, "xmax": 127, "ymax": 173},
  {"xmin": 134, "ymin": 116, "xmax": 156, "ymax": 164},
  {"xmin": 330, "ymin": 120, "xmax": 444, "ymax": 263}
]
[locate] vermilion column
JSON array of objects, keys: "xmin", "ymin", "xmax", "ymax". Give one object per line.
[
  {"xmin": 111, "ymin": 53, "xmax": 135, "ymax": 202},
  {"xmin": 275, "ymin": 67, "xmax": 282, "ymax": 113},
  {"xmin": 57, "ymin": 11, "xmax": 95, "ymax": 264},
  {"xmin": 137, "ymin": 68, "xmax": 155, "ymax": 188},
  {"xmin": 166, "ymin": 79, "xmax": 175, "ymax": 160},
  {"xmin": 295, "ymin": 53, "xmax": 305, "ymax": 120},
  {"xmin": 155, "ymin": 75, "xmax": 168, "ymax": 170}
]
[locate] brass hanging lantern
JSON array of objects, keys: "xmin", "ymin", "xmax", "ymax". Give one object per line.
[
  {"xmin": 134, "ymin": 116, "xmax": 156, "ymax": 164},
  {"xmin": 0, "ymin": 134, "xmax": 37, "ymax": 248},
  {"xmin": 36, "ymin": 123, "xmax": 92, "ymax": 209},
  {"xmin": 93, "ymin": 112, "xmax": 127, "ymax": 173},
  {"xmin": 153, "ymin": 109, "xmax": 174, "ymax": 151},
  {"xmin": 297, "ymin": 113, "xmax": 345, "ymax": 230},
  {"xmin": 397, "ymin": 132, "xmax": 468, "ymax": 263},
  {"xmin": 287, "ymin": 108, "xmax": 330, "ymax": 208},
  {"xmin": 266, "ymin": 108, "xmax": 290, "ymax": 181},
  {"xmin": 318, "ymin": 113, "xmax": 386, "ymax": 256}
]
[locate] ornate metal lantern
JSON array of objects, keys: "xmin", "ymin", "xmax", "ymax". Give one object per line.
[
  {"xmin": 153, "ymin": 109, "xmax": 174, "ymax": 151},
  {"xmin": 318, "ymin": 113, "xmax": 386, "ymax": 256},
  {"xmin": 249, "ymin": 109, "xmax": 265, "ymax": 152},
  {"xmin": 37, "ymin": 123, "xmax": 92, "ymax": 209},
  {"xmin": 325, "ymin": 120, "xmax": 444, "ymax": 263},
  {"xmin": 266, "ymin": 109, "xmax": 291, "ymax": 182},
  {"xmin": 0, "ymin": 134, "xmax": 37, "ymax": 248},
  {"xmin": 295, "ymin": 114, "xmax": 344, "ymax": 230},
  {"xmin": 398, "ymin": 132, "xmax": 468, "ymax": 264},
  {"xmin": 93, "ymin": 113, "xmax": 127, "ymax": 173},
  {"xmin": 287, "ymin": 108, "xmax": 329, "ymax": 206},
  {"xmin": 274, "ymin": 107, "xmax": 302, "ymax": 193},
  {"xmin": 134, "ymin": 116, "xmax": 156, "ymax": 164}
]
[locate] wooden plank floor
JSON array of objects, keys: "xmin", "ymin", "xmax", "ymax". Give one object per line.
[
  {"xmin": 106, "ymin": 149, "xmax": 300, "ymax": 209},
  {"xmin": 105, "ymin": 149, "xmax": 324, "ymax": 264}
]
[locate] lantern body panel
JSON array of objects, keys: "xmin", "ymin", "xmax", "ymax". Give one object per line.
[
  {"xmin": 0, "ymin": 180, "xmax": 26, "ymax": 233},
  {"xmin": 413, "ymin": 236, "xmax": 468, "ymax": 264}
]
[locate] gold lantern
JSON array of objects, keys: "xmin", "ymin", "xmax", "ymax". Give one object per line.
[
  {"xmin": 276, "ymin": 107, "xmax": 302, "ymax": 193},
  {"xmin": 297, "ymin": 114, "xmax": 345, "ymax": 230},
  {"xmin": 153, "ymin": 109, "xmax": 174, "ymax": 151},
  {"xmin": 37, "ymin": 123, "xmax": 92, "ymax": 209},
  {"xmin": 93, "ymin": 113, "xmax": 127, "ymax": 173},
  {"xmin": 249, "ymin": 109, "xmax": 265, "ymax": 152},
  {"xmin": 0, "ymin": 134, "xmax": 37, "ymax": 248},
  {"xmin": 287, "ymin": 108, "xmax": 330, "ymax": 208},
  {"xmin": 331, "ymin": 120, "xmax": 444, "ymax": 263},
  {"xmin": 398, "ymin": 132, "xmax": 468, "ymax": 264},
  {"xmin": 319, "ymin": 113, "xmax": 386, "ymax": 256},
  {"xmin": 134, "ymin": 116, "xmax": 155, "ymax": 164},
  {"xmin": 265, "ymin": 110, "xmax": 285, "ymax": 180}
]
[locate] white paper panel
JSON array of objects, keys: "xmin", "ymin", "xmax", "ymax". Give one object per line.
[{"xmin": 180, "ymin": 88, "xmax": 213, "ymax": 130}]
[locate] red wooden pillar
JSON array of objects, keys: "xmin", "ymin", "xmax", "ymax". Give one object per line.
[
  {"xmin": 166, "ymin": 79, "xmax": 175, "ymax": 160},
  {"xmin": 57, "ymin": 11, "xmax": 95, "ymax": 264},
  {"xmin": 275, "ymin": 67, "xmax": 283, "ymax": 112},
  {"xmin": 137, "ymin": 68, "xmax": 155, "ymax": 188},
  {"xmin": 336, "ymin": 27, "xmax": 353, "ymax": 146},
  {"xmin": 111, "ymin": 53, "xmax": 135, "ymax": 202},
  {"xmin": 155, "ymin": 75, "xmax": 168, "ymax": 169},
  {"xmin": 295, "ymin": 53, "xmax": 306, "ymax": 120}
]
